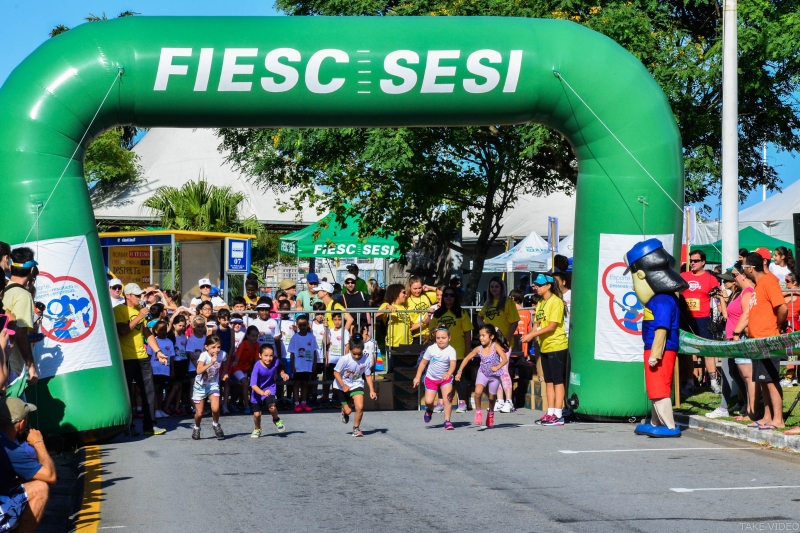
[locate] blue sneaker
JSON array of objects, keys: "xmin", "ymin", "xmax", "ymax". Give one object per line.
[
  {"xmin": 243, "ymin": 406, "xmax": 251, "ymax": 415},
  {"xmin": 423, "ymin": 410, "xmax": 433, "ymax": 424}
]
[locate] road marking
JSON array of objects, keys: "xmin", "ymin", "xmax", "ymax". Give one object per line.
[
  {"xmin": 99, "ymin": 527, "xmax": 126, "ymax": 530},
  {"xmin": 559, "ymin": 447, "xmax": 751, "ymax": 454},
  {"xmin": 75, "ymin": 445, "xmax": 102, "ymax": 532},
  {"xmin": 671, "ymin": 485, "xmax": 800, "ymax": 493}
]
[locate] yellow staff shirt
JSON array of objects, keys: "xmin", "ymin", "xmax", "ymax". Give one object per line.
[
  {"xmin": 535, "ymin": 295, "xmax": 569, "ymax": 353},
  {"xmin": 434, "ymin": 309, "xmax": 473, "ymax": 359},
  {"xmin": 379, "ymin": 302, "xmax": 413, "ymax": 347},
  {"xmin": 479, "ymin": 298, "xmax": 520, "ymax": 347},
  {"xmin": 406, "ymin": 291, "xmax": 437, "ymax": 337}
]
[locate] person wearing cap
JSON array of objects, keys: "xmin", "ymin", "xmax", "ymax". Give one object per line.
[
  {"xmin": 341, "ymin": 273, "xmax": 370, "ymax": 334},
  {"xmin": 623, "ymin": 239, "xmax": 688, "ymax": 438},
  {"xmin": 345, "ymin": 265, "xmax": 370, "ymax": 297},
  {"xmin": 295, "ymin": 273, "xmax": 322, "ymax": 312},
  {"xmin": 278, "ymin": 279, "xmax": 298, "ymax": 304},
  {"xmin": 679, "ymin": 249, "xmax": 723, "ymax": 396},
  {"xmin": 109, "ymin": 278, "xmax": 125, "ymax": 307},
  {"xmin": 190, "ymin": 278, "xmax": 228, "ymax": 311},
  {"xmin": 742, "ymin": 252, "xmax": 788, "ymax": 431},
  {"xmin": 113, "ymin": 283, "xmax": 169, "ymax": 436},
  {"xmin": 0, "ymin": 397, "xmax": 57, "ymax": 532},
  {"xmin": 317, "ymin": 282, "xmax": 353, "ymax": 332},
  {"xmin": 520, "ymin": 274, "xmax": 569, "ymax": 426},
  {"xmin": 2, "ymin": 247, "xmax": 39, "ymax": 388}
]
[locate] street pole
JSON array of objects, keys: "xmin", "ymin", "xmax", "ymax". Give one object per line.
[{"xmin": 720, "ymin": 0, "xmax": 739, "ymax": 268}]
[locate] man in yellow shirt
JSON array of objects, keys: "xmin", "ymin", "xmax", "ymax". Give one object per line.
[{"xmin": 114, "ymin": 283, "xmax": 169, "ymax": 436}]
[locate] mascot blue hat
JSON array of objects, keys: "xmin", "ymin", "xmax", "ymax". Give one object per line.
[{"xmin": 624, "ymin": 238, "xmax": 664, "ymax": 274}]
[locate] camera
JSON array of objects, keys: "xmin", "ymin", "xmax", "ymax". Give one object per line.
[{"xmin": 708, "ymin": 287, "xmax": 721, "ymax": 297}]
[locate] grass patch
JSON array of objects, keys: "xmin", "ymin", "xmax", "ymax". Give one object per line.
[{"xmin": 675, "ymin": 388, "xmax": 800, "ymax": 432}]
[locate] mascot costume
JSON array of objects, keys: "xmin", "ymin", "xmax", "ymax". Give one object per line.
[{"xmin": 624, "ymin": 239, "xmax": 689, "ymax": 437}]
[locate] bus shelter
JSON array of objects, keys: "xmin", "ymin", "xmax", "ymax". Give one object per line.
[{"xmin": 99, "ymin": 230, "xmax": 256, "ymax": 306}]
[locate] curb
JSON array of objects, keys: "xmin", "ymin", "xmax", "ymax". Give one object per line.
[{"xmin": 675, "ymin": 414, "xmax": 800, "ymax": 453}]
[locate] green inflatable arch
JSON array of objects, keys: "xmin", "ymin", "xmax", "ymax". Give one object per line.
[{"xmin": 0, "ymin": 16, "xmax": 683, "ymax": 439}]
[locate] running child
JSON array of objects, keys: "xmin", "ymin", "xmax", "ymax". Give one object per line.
[
  {"xmin": 413, "ymin": 326, "xmax": 457, "ymax": 430},
  {"xmin": 250, "ymin": 344, "xmax": 289, "ymax": 437},
  {"xmin": 456, "ymin": 325, "xmax": 509, "ymax": 428},
  {"xmin": 287, "ymin": 314, "xmax": 319, "ymax": 412},
  {"xmin": 191, "ymin": 335, "xmax": 227, "ymax": 440},
  {"xmin": 333, "ymin": 335, "xmax": 377, "ymax": 437},
  {"xmin": 146, "ymin": 320, "xmax": 176, "ymax": 419},
  {"xmin": 227, "ymin": 325, "xmax": 260, "ymax": 415}
]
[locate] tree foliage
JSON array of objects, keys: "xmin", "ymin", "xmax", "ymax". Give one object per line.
[{"xmin": 219, "ymin": 0, "xmax": 800, "ymax": 299}]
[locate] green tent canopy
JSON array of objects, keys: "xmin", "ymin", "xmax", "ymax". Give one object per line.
[
  {"xmin": 279, "ymin": 212, "xmax": 401, "ymax": 258},
  {"xmin": 692, "ymin": 226, "xmax": 793, "ymax": 264}
]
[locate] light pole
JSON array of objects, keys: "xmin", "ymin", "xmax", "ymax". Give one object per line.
[{"xmin": 720, "ymin": 0, "xmax": 739, "ymax": 268}]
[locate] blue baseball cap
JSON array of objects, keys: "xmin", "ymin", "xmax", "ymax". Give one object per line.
[
  {"xmin": 306, "ymin": 272, "xmax": 320, "ymax": 283},
  {"xmin": 624, "ymin": 238, "xmax": 664, "ymax": 274},
  {"xmin": 532, "ymin": 273, "xmax": 554, "ymax": 286}
]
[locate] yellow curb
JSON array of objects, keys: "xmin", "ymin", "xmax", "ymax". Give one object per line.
[{"xmin": 74, "ymin": 445, "xmax": 102, "ymax": 532}]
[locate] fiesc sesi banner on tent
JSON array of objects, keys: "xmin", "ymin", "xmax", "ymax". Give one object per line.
[
  {"xmin": 594, "ymin": 233, "xmax": 674, "ymax": 362},
  {"xmin": 21, "ymin": 236, "xmax": 112, "ymax": 379}
]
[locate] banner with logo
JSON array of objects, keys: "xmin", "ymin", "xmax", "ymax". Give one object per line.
[
  {"xmin": 679, "ymin": 331, "xmax": 800, "ymax": 360},
  {"xmin": 594, "ymin": 233, "xmax": 674, "ymax": 362},
  {"xmin": 29, "ymin": 236, "xmax": 112, "ymax": 379}
]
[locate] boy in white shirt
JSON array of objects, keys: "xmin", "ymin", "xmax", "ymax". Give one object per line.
[
  {"xmin": 288, "ymin": 314, "xmax": 319, "ymax": 413},
  {"xmin": 326, "ymin": 313, "xmax": 350, "ymax": 404},
  {"xmin": 251, "ymin": 298, "xmax": 279, "ymax": 348},
  {"xmin": 333, "ymin": 335, "xmax": 377, "ymax": 437}
]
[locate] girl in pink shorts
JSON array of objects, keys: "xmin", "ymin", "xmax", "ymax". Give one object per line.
[
  {"xmin": 456, "ymin": 325, "xmax": 509, "ymax": 428},
  {"xmin": 413, "ymin": 326, "xmax": 457, "ymax": 430}
]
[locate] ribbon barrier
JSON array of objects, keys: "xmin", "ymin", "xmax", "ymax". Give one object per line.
[
  {"xmin": 0, "ymin": 16, "xmax": 683, "ymax": 436},
  {"xmin": 679, "ymin": 331, "xmax": 800, "ymax": 360}
]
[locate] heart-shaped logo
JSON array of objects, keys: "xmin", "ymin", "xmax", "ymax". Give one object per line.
[{"xmin": 36, "ymin": 271, "xmax": 97, "ymax": 344}]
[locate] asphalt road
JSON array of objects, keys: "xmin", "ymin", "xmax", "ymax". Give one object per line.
[{"xmin": 95, "ymin": 408, "xmax": 800, "ymax": 533}]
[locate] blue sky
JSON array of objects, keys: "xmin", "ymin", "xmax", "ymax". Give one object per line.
[{"xmin": 1, "ymin": 1, "xmax": 796, "ymax": 212}]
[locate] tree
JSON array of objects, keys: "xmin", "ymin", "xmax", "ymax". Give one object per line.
[
  {"xmin": 218, "ymin": 0, "xmax": 800, "ymax": 302},
  {"xmin": 50, "ymin": 10, "xmax": 145, "ymax": 199},
  {"xmin": 142, "ymin": 179, "xmax": 284, "ymax": 272}
]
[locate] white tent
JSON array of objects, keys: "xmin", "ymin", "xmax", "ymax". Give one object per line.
[
  {"xmin": 528, "ymin": 233, "xmax": 575, "ymax": 271},
  {"xmin": 463, "ymin": 191, "xmax": 576, "ymax": 240},
  {"xmin": 483, "ymin": 231, "xmax": 550, "ymax": 272},
  {"xmin": 92, "ymin": 128, "xmax": 321, "ymax": 227},
  {"xmin": 735, "ymin": 180, "xmax": 800, "ymax": 242}
]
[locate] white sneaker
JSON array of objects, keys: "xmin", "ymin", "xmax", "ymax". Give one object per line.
[
  {"xmin": 155, "ymin": 410, "xmax": 167, "ymax": 419},
  {"xmin": 433, "ymin": 401, "xmax": 444, "ymax": 413},
  {"xmin": 493, "ymin": 401, "xmax": 503, "ymax": 412},
  {"xmin": 780, "ymin": 379, "xmax": 793, "ymax": 388},
  {"xmin": 500, "ymin": 400, "xmax": 512, "ymax": 413},
  {"xmin": 709, "ymin": 376, "xmax": 722, "ymax": 394},
  {"xmin": 469, "ymin": 397, "xmax": 476, "ymax": 409},
  {"xmin": 705, "ymin": 407, "xmax": 728, "ymax": 419},
  {"xmin": 792, "ymin": 379, "xmax": 799, "ymax": 387},
  {"xmin": 455, "ymin": 401, "xmax": 467, "ymax": 413}
]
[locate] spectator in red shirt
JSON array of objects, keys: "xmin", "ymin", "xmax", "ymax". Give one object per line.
[
  {"xmin": 743, "ymin": 252, "xmax": 788, "ymax": 430},
  {"xmin": 679, "ymin": 250, "xmax": 722, "ymax": 396}
]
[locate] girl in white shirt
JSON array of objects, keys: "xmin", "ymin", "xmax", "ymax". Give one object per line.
[{"xmin": 413, "ymin": 326, "xmax": 457, "ymax": 430}]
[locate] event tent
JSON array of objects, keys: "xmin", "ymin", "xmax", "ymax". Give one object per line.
[
  {"xmin": 462, "ymin": 192, "xmax": 576, "ymax": 241},
  {"xmin": 483, "ymin": 231, "xmax": 550, "ymax": 272},
  {"xmin": 691, "ymin": 226, "xmax": 793, "ymax": 264},
  {"xmin": 528, "ymin": 233, "xmax": 575, "ymax": 271},
  {"xmin": 279, "ymin": 212, "xmax": 401, "ymax": 258}
]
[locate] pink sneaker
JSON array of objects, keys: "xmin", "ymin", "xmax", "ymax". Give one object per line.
[
  {"xmin": 301, "ymin": 403, "xmax": 313, "ymax": 412},
  {"xmin": 474, "ymin": 410, "xmax": 483, "ymax": 425},
  {"xmin": 486, "ymin": 411, "xmax": 495, "ymax": 428},
  {"xmin": 535, "ymin": 414, "xmax": 554, "ymax": 426},
  {"xmin": 293, "ymin": 404, "xmax": 302, "ymax": 413}
]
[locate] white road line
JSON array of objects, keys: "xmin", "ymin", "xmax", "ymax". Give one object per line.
[
  {"xmin": 100, "ymin": 527, "xmax": 126, "ymax": 530},
  {"xmin": 559, "ymin": 447, "xmax": 752, "ymax": 454},
  {"xmin": 671, "ymin": 485, "xmax": 800, "ymax": 493}
]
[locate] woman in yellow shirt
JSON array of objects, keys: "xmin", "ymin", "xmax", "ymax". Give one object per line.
[
  {"xmin": 478, "ymin": 277, "xmax": 520, "ymax": 345},
  {"xmin": 377, "ymin": 284, "xmax": 426, "ymax": 348},
  {"xmin": 432, "ymin": 287, "xmax": 474, "ymax": 412},
  {"xmin": 521, "ymin": 274, "xmax": 569, "ymax": 426},
  {"xmin": 405, "ymin": 275, "xmax": 438, "ymax": 339}
]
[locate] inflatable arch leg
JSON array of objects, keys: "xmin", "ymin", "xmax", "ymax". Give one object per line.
[{"xmin": 0, "ymin": 17, "xmax": 683, "ymax": 438}]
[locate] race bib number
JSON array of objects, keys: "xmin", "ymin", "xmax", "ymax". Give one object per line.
[{"xmin": 685, "ymin": 298, "xmax": 700, "ymax": 312}]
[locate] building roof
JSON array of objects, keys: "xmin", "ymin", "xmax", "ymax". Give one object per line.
[{"xmin": 92, "ymin": 128, "xmax": 321, "ymax": 228}]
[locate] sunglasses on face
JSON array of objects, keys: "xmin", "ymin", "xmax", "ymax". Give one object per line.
[
  {"xmin": 111, "ymin": 286, "xmax": 122, "ymax": 290},
  {"xmin": 344, "ymin": 280, "xmax": 355, "ymax": 284},
  {"xmin": 200, "ymin": 285, "xmax": 211, "ymax": 289},
  {"xmin": 443, "ymin": 293, "xmax": 456, "ymax": 298},
  {"xmin": 689, "ymin": 259, "xmax": 703, "ymax": 264}
]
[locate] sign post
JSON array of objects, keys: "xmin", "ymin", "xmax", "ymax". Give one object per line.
[{"xmin": 548, "ymin": 216, "xmax": 559, "ymax": 272}]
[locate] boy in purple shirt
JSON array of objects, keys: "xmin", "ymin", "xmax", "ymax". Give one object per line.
[{"xmin": 250, "ymin": 344, "xmax": 289, "ymax": 438}]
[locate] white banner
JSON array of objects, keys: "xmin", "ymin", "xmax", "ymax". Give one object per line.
[
  {"xmin": 594, "ymin": 233, "xmax": 674, "ymax": 362},
  {"xmin": 22, "ymin": 236, "xmax": 113, "ymax": 379}
]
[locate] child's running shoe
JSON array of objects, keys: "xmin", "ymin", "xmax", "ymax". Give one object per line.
[
  {"xmin": 433, "ymin": 401, "xmax": 444, "ymax": 413},
  {"xmin": 493, "ymin": 401, "xmax": 503, "ymax": 412},
  {"xmin": 294, "ymin": 404, "xmax": 303, "ymax": 413},
  {"xmin": 341, "ymin": 409, "xmax": 350, "ymax": 424},
  {"xmin": 455, "ymin": 401, "xmax": 467, "ymax": 413},
  {"xmin": 543, "ymin": 417, "xmax": 564, "ymax": 427},
  {"xmin": 423, "ymin": 410, "xmax": 433, "ymax": 424},
  {"xmin": 474, "ymin": 409, "xmax": 483, "ymax": 426},
  {"xmin": 534, "ymin": 414, "xmax": 554, "ymax": 426},
  {"xmin": 155, "ymin": 409, "xmax": 167, "ymax": 419},
  {"xmin": 191, "ymin": 427, "xmax": 201, "ymax": 440},
  {"xmin": 486, "ymin": 411, "xmax": 495, "ymax": 428},
  {"xmin": 500, "ymin": 400, "xmax": 513, "ymax": 413},
  {"xmin": 301, "ymin": 402, "xmax": 313, "ymax": 412},
  {"xmin": 144, "ymin": 427, "xmax": 166, "ymax": 436},
  {"xmin": 274, "ymin": 419, "xmax": 285, "ymax": 432},
  {"xmin": 444, "ymin": 420, "xmax": 454, "ymax": 431},
  {"xmin": 250, "ymin": 429, "xmax": 262, "ymax": 438},
  {"xmin": 213, "ymin": 424, "xmax": 225, "ymax": 440},
  {"xmin": 352, "ymin": 427, "xmax": 363, "ymax": 437}
]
